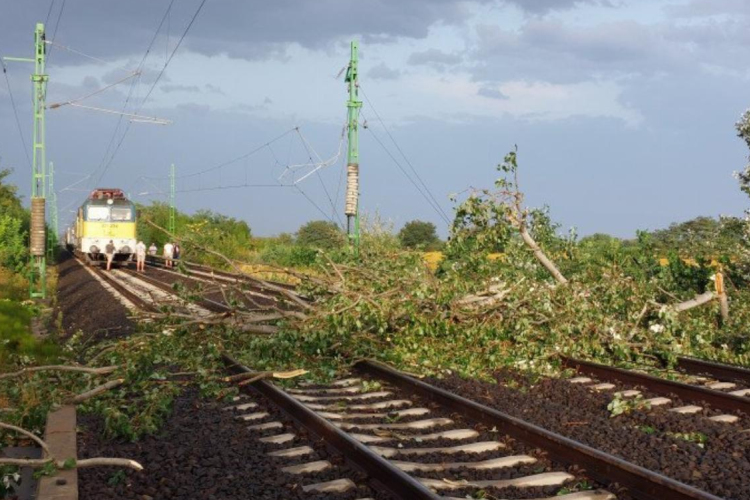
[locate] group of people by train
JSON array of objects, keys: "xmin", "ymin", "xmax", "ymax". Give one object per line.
[{"xmin": 104, "ymin": 239, "xmax": 180, "ymax": 271}]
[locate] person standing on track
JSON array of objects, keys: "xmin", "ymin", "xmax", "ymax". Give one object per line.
[
  {"xmin": 135, "ymin": 240, "xmax": 147, "ymax": 272},
  {"xmin": 148, "ymin": 243, "xmax": 157, "ymax": 265},
  {"xmin": 105, "ymin": 240, "xmax": 116, "ymax": 271},
  {"xmin": 173, "ymin": 243, "xmax": 181, "ymax": 262},
  {"xmin": 164, "ymin": 241, "xmax": 174, "ymax": 269}
]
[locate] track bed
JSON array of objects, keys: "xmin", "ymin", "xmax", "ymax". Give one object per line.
[{"xmin": 428, "ymin": 369, "xmax": 750, "ymax": 499}]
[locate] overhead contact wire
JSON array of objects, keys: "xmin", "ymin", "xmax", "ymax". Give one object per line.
[
  {"xmin": 1, "ymin": 58, "xmax": 33, "ymax": 169},
  {"xmin": 361, "ymin": 87, "xmax": 452, "ymax": 224}
]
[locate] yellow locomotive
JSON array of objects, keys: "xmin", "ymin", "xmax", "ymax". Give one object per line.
[{"xmin": 66, "ymin": 188, "xmax": 137, "ymax": 264}]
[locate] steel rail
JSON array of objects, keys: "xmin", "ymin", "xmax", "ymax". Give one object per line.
[
  {"xmin": 675, "ymin": 356, "xmax": 750, "ymax": 386},
  {"xmin": 356, "ymin": 359, "xmax": 723, "ymax": 500},
  {"xmin": 120, "ymin": 267, "xmax": 231, "ymax": 313},
  {"xmin": 146, "ymin": 256, "xmax": 296, "ymax": 292},
  {"xmin": 84, "ymin": 261, "xmax": 158, "ymax": 313},
  {"xmin": 221, "ymin": 355, "xmax": 440, "ymax": 500},
  {"xmin": 561, "ymin": 356, "xmax": 750, "ymax": 415}
]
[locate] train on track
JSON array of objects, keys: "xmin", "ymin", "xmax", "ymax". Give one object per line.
[{"xmin": 65, "ymin": 188, "xmax": 137, "ymax": 265}]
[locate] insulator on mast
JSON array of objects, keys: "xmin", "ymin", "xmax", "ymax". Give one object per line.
[
  {"xmin": 345, "ymin": 163, "xmax": 359, "ymax": 217},
  {"xmin": 30, "ymin": 197, "xmax": 46, "ymax": 256}
]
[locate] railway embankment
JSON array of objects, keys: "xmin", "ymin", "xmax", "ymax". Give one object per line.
[{"xmin": 56, "ymin": 252, "xmax": 135, "ymax": 342}]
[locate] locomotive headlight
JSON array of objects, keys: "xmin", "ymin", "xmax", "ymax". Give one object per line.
[
  {"xmin": 120, "ymin": 245, "xmax": 132, "ymax": 254},
  {"xmin": 89, "ymin": 245, "xmax": 100, "ymax": 253}
]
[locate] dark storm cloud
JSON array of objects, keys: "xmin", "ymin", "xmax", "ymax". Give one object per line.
[
  {"xmin": 470, "ymin": 13, "xmax": 750, "ymax": 84},
  {"xmin": 0, "ymin": 0, "xmax": 494, "ymax": 65},
  {"xmin": 502, "ymin": 0, "xmax": 614, "ymax": 14}
]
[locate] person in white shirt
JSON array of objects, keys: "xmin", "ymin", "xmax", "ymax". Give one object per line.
[
  {"xmin": 148, "ymin": 243, "xmax": 157, "ymax": 265},
  {"xmin": 163, "ymin": 242, "xmax": 174, "ymax": 268},
  {"xmin": 135, "ymin": 240, "xmax": 147, "ymax": 272}
]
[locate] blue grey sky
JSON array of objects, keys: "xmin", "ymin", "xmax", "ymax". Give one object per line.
[{"xmin": 1, "ymin": 0, "xmax": 748, "ymax": 238}]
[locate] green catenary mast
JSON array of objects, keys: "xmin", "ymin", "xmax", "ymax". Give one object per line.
[
  {"xmin": 344, "ymin": 40, "xmax": 362, "ymax": 250},
  {"xmin": 5, "ymin": 23, "xmax": 48, "ymax": 298}
]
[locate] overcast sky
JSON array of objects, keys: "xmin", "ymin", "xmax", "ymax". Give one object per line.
[{"xmin": 1, "ymin": 0, "xmax": 749, "ymax": 238}]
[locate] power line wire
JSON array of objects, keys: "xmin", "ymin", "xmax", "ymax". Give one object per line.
[
  {"xmin": 87, "ymin": 0, "xmax": 177, "ymax": 186},
  {"xmin": 1, "ymin": 59, "xmax": 33, "ymax": 170},
  {"xmin": 135, "ymin": 0, "xmax": 208, "ymax": 115},
  {"xmin": 93, "ymin": 0, "xmax": 209, "ymax": 185},
  {"xmin": 179, "ymin": 127, "xmax": 298, "ymax": 179},
  {"xmin": 294, "ymin": 127, "xmax": 343, "ymax": 226},
  {"xmin": 294, "ymin": 185, "xmax": 337, "ymax": 224},
  {"xmin": 46, "ymin": 0, "xmax": 67, "ymax": 64},
  {"xmin": 360, "ymin": 86, "xmax": 452, "ymax": 224},
  {"xmin": 362, "ymin": 111, "xmax": 451, "ymax": 225},
  {"xmin": 45, "ymin": 0, "xmax": 56, "ymax": 26}
]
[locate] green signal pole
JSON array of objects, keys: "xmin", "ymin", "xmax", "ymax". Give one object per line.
[
  {"xmin": 5, "ymin": 23, "xmax": 48, "ymax": 298},
  {"xmin": 169, "ymin": 163, "xmax": 176, "ymax": 235},
  {"xmin": 344, "ymin": 40, "xmax": 362, "ymax": 253}
]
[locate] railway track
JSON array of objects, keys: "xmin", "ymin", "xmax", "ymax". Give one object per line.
[
  {"xmin": 561, "ymin": 356, "xmax": 749, "ymax": 422},
  {"xmin": 674, "ymin": 356, "xmax": 750, "ymax": 388},
  {"xmin": 223, "ymin": 355, "xmax": 723, "ymax": 500},
  {"xmin": 83, "ymin": 260, "xmax": 157, "ymax": 313},
  {"xmin": 118, "ymin": 266, "xmax": 232, "ymax": 313}
]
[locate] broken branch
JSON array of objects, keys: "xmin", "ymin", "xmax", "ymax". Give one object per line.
[{"xmin": 0, "ymin": 365, "xmax": 120, "ymax": 380}]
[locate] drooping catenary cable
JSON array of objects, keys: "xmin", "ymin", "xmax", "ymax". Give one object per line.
[
  {"xmin": 360, "ymin": 86, "xmax": 452, "ymax": 225},
  {"xmin": 294, "ymin": 127, "xmax": 344, "ymax": 226},
  {"xmin": 1, "ymin": 57, "xmax": 33, "ymax": 170},
  {"xmin": 178, "ymin": 127, "xmax": 298, "ymax": 179},
  {"xmin": 361, "ymin": 109, "xmax": 451, "ymax": 226}
]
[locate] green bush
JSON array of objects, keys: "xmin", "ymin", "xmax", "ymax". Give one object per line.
[
  {"xmin": 296, "ymin": 220, "xmax": 345, "ymax": 251},
  {"xmin": 259, "ymin": 243, "xmax": 318, "ymax": 267},
  {"xmin": 0, "ymin": 215, "xmax": 27, "ymax": 273},
  {"xmin": 398, "ymin": 220, "xmax": 442, "ymax": 250}
]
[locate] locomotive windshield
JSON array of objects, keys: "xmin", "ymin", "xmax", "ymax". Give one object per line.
[
  {"xmin": 111, "ymin": 207, "xmax": 133, "ymax": 221},
  {"xmin": 87, "ymin": 206, "xmax": 110, "ymax": 221},
  {"xmin": 85, "ymin": 205, "xmax": 134, "ymax": 221}
]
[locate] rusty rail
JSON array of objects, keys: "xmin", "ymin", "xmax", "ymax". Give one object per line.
[
  {"xmin": 356, "ymin": 359, "xmax": 723, "ymax": 500},
  {"xmin": 561, "ymin": 356, "xmax": 750, "ymax": 415},
  {"xmin": 221, "ymin": 354, "xmax": 439, "ymax": 499}
]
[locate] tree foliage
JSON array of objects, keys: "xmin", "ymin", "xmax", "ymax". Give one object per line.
[
  {"xmin": 296, "ymin": 220, "xmax": 345, "ymax": 251},
  {"xmin": 137, "ymin": 202, "xmax": 252, "ymax": 265},
  {"xmin": 0, "ymin": 169, "xmax": 28, "ymax": 273},
  {"xmin": 398, "ymin": 220, "xmax": 441, "ymax": 250}
]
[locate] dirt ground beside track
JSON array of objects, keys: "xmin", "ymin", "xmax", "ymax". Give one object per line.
[{"xmin": 56, "ymin": 252, "xmax": 135, "ymax": 343}]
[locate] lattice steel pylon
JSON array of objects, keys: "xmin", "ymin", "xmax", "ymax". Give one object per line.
[
  {"xmin": 344, "ymin": 40, "xmax": 362, "ymax": 252},
  {"xmin": 5, "ymin": 23, "xmax": 48, "ymax": 298}
]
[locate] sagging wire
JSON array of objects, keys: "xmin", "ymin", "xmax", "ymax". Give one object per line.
[
  {"xmin": 47, "ymin": 71, "xmax": 141, "ymax": 110},
  {"xmin": 277, "ymin": 124, "xmax": 346, "ymax": 185},
  {"xmin": 67, "ymin": 103, "xmax": 172, "ymax": 125},
  {"xmin": 1, "ymin": 57, "xmax": 33, "ymax": 169},
  {"xmin": 359, "ymin": 85, "xmax": 452, "ymax": 225},
  {"xmin": 179, "ymin": 127, "xmax": 299, "ymax": 179},
  {"xmin": 292, "ymin": 126, "xmax": 345, "ymax": 226}
]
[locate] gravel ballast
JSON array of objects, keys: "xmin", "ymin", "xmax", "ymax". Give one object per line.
[
  {"xmin": 78, "ymin": 388, "xmax": 393, "ymax": 500},
  {"xmin": 427, "ymin": 370, "xmax": 750, "ymax": 500}
]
